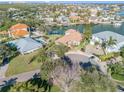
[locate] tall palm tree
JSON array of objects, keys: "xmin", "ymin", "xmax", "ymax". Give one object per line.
[
  {"xmin": 101, "ymin": 40, "xmax": 108, "ymax": 55},
  {"xmin": 101, "ymin": 36, "xmax": 117, "ymax": 55},
  {"xmin": 107, "ymin": 36, "xmax": 117, "ymax": 47},
  {"xmin": 83, "ymin": 24, "xmax": 92, "ymax": 42}
]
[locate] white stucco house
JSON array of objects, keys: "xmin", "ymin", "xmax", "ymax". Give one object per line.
[{"xmin": 90, "ymin": 31, "xmax": 124, "ymax": 53}]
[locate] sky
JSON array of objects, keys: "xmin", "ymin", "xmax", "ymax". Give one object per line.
[{"xmin": 0, "ymin": 0, "xmax": 124, "ymax": 1}]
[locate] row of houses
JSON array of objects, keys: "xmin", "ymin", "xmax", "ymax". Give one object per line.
[
  {"xmin": 55, "ymin": 29, "xmax": 124, "ymax": 53},
  {"xmin": 4, "ymin": 23, "xmax": 45, "ymax": 55},
  {"xmin": 6, "ymin": 4, "xmax": 123, "ymax": 27},
  {"xmin": 3, "ymin": 23, "xmax": 124, "ymax": 55}
]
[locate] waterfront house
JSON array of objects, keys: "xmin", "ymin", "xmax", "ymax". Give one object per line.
[
  {"xmin": 90, "ymin": 31, "xmax": 124, "ymax": 53},
  {"xmin": 55, "ymin": 29, "xmax": 82, "ymax": 47},
  {"xmin": 9, "ymin": 23, "xmax": 29, "ymax": 38},
  {"xmin": 9, "ymin": 37, "xmax": 43, "ymax": 54}
]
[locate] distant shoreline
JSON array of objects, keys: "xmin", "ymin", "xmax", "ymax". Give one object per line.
[{"xmin": 1, "ymin": 1, "xmax": 124, "ymax": 4}]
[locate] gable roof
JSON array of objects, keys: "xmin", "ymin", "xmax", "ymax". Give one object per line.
[
  {"xmin": 15, "ymin": 37, "xmax": 42, "ymax": 54},
  {"xmin": 56, "ymin": 29, "xmax": 82, "ymax": 45}
]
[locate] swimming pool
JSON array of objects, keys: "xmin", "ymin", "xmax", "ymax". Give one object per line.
[{"xmin": 34, "ymin": 37, "xmax": 46, "ymax": 44}]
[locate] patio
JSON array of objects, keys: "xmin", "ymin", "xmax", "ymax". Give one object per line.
[{"xmin": 85, "ymin": 44, "xmax": 104, "ymax": 55}]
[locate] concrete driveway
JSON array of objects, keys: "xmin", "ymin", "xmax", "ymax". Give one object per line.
[
  {"xmin": 66, "ymin": 54, "xmax": 90, "ymax": 64},
  {"xmin": 0, "ymin": 57, "xmax": 9, "ymax": 79},
  {"xmin": 65, "ymin": 51, "xmax": 108, "ymax": 75},
  {"xmin": 0, "ymin": 69, "xmax": 40, "ymax": 90}
]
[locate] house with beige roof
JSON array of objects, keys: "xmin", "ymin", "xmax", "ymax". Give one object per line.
[{"xmin": 55, "ymin": 29, "xmax": 82, "ymax": 47}]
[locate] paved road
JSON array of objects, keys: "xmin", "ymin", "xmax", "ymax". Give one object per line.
[
  {"xmin": 0, "ymin": 69, "xmax": 40, "ymax": 89},
  {"xmin": 0, "ymin": 64, "xmax": 9, "ymax": 79},
  {"xmin": 0, "ymin": 57, "xmax": 9, "ymax": 79}
]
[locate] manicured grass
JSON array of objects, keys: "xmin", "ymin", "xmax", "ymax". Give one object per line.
[
  {"xmin": 51, "ymin": 85, "xmax": 60, "ymax": 92},
  {"xmin": 6, "ymin": 50, "xmax": 41, "ymax": 77},
  {"xmin": 47, "ymin": 35, "xmax": 62, "ymax": 41},
  {"xmin": 112, "ymin": 74, "xmax": 124, "ymax": 81}
]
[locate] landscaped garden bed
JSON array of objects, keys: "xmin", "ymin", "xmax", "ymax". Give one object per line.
[{"xmin": 99, "ymin": 52, "xmax": 120, "ymax": 61}]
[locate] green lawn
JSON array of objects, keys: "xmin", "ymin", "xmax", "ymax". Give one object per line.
[
  {"xmin": 6, "ymin": 50, "xmax": 41, "ymax": 77},
  {"xmin": 47, "ymin": 35, "xmax": 62, "ymax": 41},
  {"xmin": 112, "ymin": 74, "xmax": 124, "ymax": 81},
  {"xmin": 50, "ymin": 85, "xmax": 60, "ymax": 92}
]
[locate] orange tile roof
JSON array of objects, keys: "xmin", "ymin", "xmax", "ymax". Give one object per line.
[
  {"xmin": 10, "ymin": 23, "xmax": 29, "ymax": 31},
  {"xmin": 56, "ymin": 29, "xmax": 82, "ymax": 45},
  {"xmin": 11, "ymin": 30, "xmax": 29, "ymax": 37}
]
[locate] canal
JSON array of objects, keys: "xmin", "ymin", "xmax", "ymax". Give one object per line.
[{"xmin": 48, "ymin": 22, "xmax": 124, "ymax": 35}]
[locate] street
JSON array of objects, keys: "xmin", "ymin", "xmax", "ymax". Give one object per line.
[{"xmin": 0, "ymin": 69, "xmax": 40, "ymax": 90}]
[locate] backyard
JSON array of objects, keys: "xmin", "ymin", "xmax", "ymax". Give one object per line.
[{"xmin": 6, "ymin": 50, "xmax": 41, "ymax": 77}]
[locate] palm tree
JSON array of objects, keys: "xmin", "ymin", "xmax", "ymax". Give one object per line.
[
  {"xmin": 107, "ymin": 36, "xmax": 117, "ymax": 47},
  {"xmin": 120, "ymin": 46, "xmax": 124, "ymax": 58},
  {"xmin": 101, "ymin": 36, "xmax": 117, "ymax": 55},
  {"xmin": 83, "ymin": 24, "xmax": 92, "ymax": 42},
  {"xmin": 101, "ymin": 40, "xmax": 108, "ymax": 55}
]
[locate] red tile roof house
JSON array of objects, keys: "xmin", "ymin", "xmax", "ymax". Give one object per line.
[
  {"xmin": 8, "ymin": 23, "xmax": 29, "ymax": 38},
  {"xmin": 55, "ymin": 29, "xmax": 82, "ymax": 47}
]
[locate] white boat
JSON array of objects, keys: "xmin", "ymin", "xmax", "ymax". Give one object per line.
[{"xmin": 113, "ymin": 22, "xmax": 122, "ymax": 27}]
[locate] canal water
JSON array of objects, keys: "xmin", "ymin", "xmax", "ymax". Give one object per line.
[{"xmin": 48, "ymin": 22, "xmax": 124, "ymax": 35}]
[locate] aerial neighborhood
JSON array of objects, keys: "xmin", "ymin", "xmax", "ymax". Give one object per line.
[{"xmin": 0, "ymin": 1, "xmax": 124, "ymax": 92}]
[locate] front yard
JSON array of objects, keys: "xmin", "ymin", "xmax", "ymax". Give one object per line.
[{"xmin": 6, "ymin": 50, "xmax": 41, "ymax": 77}]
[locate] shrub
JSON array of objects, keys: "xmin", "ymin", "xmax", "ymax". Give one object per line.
[
  {"xmin": 112, "ymin": 74, "xmax": 124, "ymax": 81},
  {"xmin": 114, "ymin": 52, "xmax": 120, "ymax": 57},
  {"xmin": 99, "ymin": 52, "xmax": 119, "ymax": 61}
]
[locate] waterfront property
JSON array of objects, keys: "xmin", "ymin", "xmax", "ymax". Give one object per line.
[
  {"xmin": 8, "ymin": 37, "xmax": 43, "ymax": 54},
  {"xmin": 55, "ymin": 29, "xmax": 82, "ymax": 47},
  {"xmin": 9, "ymin": 23, "xmax": 29, "ymax": 38},
  {"xmin": 49, "ymin": 22, "xmax": 124, "ymax": 36},
  {"xmin": 90, "ymin": 31, "xmax": 124, "ymax": 52}
]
